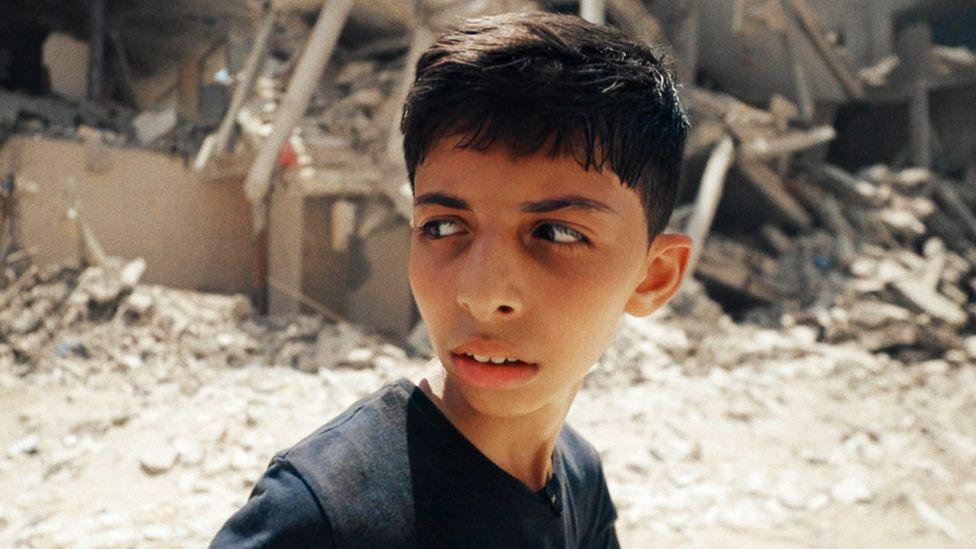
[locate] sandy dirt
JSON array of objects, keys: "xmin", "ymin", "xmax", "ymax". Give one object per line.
[{"xmin": 1, "ymin": 278, "xmax": 974, "ymax": 548}]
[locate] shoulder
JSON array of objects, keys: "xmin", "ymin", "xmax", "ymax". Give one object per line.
[
  {"xmin": 278, "ymin": 379, "xmax": 412, "ymax": 486},
  {"xmin": 557, "ymin": 423, "xmax": 605, "ymax": 483},
  {"xmin": 214, "ymin": 380, "xmax": 418, "ymax": 548},
  {"xmin": 557, "ymin": 423, "xmax": 612, "ymax": 512},
  {"xmin": 269, "ymin": 379, "xmax": 419, "ymax": 545},
  {"xmin": 558, "ymin": 424, "xmax": 620, "ymax": 547},
  {"xmin": 210, "ymin": 456, "xmax": 335, "ymax": 548}
]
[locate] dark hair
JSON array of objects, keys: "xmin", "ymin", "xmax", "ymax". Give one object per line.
[{"xmin": 400, "ymin": 11, "xmax": 689, "ymax": 242}]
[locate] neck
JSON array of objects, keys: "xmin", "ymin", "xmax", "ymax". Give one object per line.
[{"xmin": 416, "ymin": 361, "xmax": 578, "ymax": 491}]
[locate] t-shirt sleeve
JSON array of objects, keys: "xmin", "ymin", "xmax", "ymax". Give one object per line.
[
  {"xmin": 589, "ymin": 518, "xmax": 621, "ymax": 549},
  {"xmin": 583, "ymin": 462, "xmax": 621, "ymax": 549},
  {"xmin": 210, "ymin": 456, "xmax": 336, "ymax": 548}
]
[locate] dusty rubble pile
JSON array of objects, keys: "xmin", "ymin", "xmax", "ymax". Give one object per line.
[
  {"xmin": 0, "ymin": 259, "xmax": 407, "ymax": 382},
  {"xmin": 0, "ymin": 90, "xmax": 206, "ymax": 159},
  {"xmin": 580, "ymin": 298, "xmax": 976, "ymax": 542},
  {"xmin": 237, "ymin": 50, "xmax": 406, "ymax": 170},
  {"xmin": 2, "ymin": 268, "xmax": 974, "ymax": 548},
  {"xmin": 678, "ymin": 87, "xmax": 976, "ymax": 364}
]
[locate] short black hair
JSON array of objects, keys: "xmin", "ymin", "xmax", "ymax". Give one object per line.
[{"xmin": 400, "ymin": 11, "xmax": 689, "ymax": 243}]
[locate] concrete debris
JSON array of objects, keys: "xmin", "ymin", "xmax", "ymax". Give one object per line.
[
  {"xmin": 0, "ymin": 255, "xmax": 393, "ymax": 379},
  {"xmin": 237, "ymin": 54, "xmax": 404, "ymax": 166},
  {"xmin": 0, "ymin": 260, "xmax": 970, "ymax": 545},
  {"xmin": 132, "ymin": 109, "xmax": 178, "ymax": 145},
  {"xmin": 680, "ymin": 86, "xmax": 976, "ymax": 364},
  {"xmin": 859, "ymin": 55, "xmax": 900, "ymax": 87},
  {"xmin": 830, "ymin": 475, "xmax": 874, "ymax": 504},
  {"xmin": 0, "ymin": 87, "xmax": 203, "ymax": 157},
  {"xmin": 5, "ymin": 435, "xmax": 39, "ymax": 457},
  {"xmin": 933, "ymin": 45, "xmax": 976, "ymax": 71},
  {"xmin": 139, "ymin": 442, "xmax": 179, "ymax": 476},
  {"xmin": 908, "ymin": 494, "xmax": 963, "ymax": 541}
]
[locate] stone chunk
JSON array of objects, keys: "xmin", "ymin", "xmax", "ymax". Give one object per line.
[
  {"xmin": 132, "ymin": 109, "xmax": 177, "ymax": 145},
  {"xmin": 831, "ymin": 476, "xmax": 874, "ymax": 504},
  {"xmin": 6, "ymin": 435, "xmax": 39, "ymax": 457},
  {"xmin": 139, "ymin": 443, "xmax": 179, "ymax": 475}
]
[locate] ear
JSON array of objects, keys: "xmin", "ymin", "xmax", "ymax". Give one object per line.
[{"xmin": 624, "ymin": 233, "xmax": 692, "ymax": 317}]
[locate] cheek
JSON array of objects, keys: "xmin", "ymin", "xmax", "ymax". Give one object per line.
[
  {"xmin": 538, "ymin": 254, "xmax": 640, "ymax": 348},
  {"xmin": 408, "ymin": 242, "xmax": 452, "ymax": 320},
  {"xmin": 543, "ymin": 253, "xmax": 638, "ymax": 308},
  {"xmin": 408, "ymin": 245, "xmax": 432, "ymax": 305}
]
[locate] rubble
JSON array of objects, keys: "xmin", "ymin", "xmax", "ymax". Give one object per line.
[
  {"xmin": 678, "ymin": 84, "xmax": 976, "ymax": 364},
  {"xmin": 1, "ymin": 264, "xmax": 973, "ymax": 546},
  {"xmin": 0, "ymin": 254, "xmax": 396, "ymax": 382},
  {"xmin": 138, "ymin": 442, "xmax": 179, "ymax": 475},
  {"xmin": 3, "ymin": 1, "xmax": 976, "ymax": 547},
  {"xmin": 132, "ymin": 109, "xmax": 178, "ymax": 145}
]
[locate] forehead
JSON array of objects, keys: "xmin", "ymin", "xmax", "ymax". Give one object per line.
[{"xmin": 414, "ymin": 139, "xmax": 642, "ymax": 211}]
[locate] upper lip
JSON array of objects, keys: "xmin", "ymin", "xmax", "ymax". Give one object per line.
[{"xmin": 450, "ymin": 337, "xmax": 531, "ymax": 363}]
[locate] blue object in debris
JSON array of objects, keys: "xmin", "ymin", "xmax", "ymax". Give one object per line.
[{"xmin": 813, "ymin": 255, "xmax": 833, "ymax": 271}]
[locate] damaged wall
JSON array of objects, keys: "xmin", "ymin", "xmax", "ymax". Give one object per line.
[
  {"xmin": 268, "ymin": 184, "xmax": 415, "ymax": 340},
  {"xmin": 41, "ymin": 33, "xmax": 89, "ymax": 100},
  {"xmin": 0, "ymin": 136, "xmax": 254, "ymax": 293}
]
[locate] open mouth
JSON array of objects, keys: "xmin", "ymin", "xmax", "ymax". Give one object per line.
[
  {"xmin": 449, "ymin": 352, "xmax": 538, "ymax": 389},
  {"xmin": 456, "ymin": 352, "xmax": 524, "ymax": 365}
]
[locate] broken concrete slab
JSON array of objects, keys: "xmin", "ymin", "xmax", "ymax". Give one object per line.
[{"xmin": 132, "ymin": 109, "xmax": 178, "ymax": 145}]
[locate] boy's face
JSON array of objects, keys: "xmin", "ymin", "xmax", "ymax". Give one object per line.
[{"xmin": 409, "ymin": 139, "xmax": 690, "ymax": 418}]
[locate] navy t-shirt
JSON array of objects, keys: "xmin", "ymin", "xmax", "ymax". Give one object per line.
[{"xmin": 211, "ymin": 378, "xmax": 619, "ymax": 548}]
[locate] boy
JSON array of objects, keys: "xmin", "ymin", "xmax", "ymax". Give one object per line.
[{"xmin": 212, "ymin": 11, "xmax": 690, "ymax": 548}]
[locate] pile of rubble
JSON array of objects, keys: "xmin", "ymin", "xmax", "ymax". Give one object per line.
[
  {"xmin": 232, "ymin": 47, "xmax": 407, "ymax": 177},
  {"xmin": 0, "ymin": 90, "xmax": 207, "ymax": 159},
  {"xmin": 0, "ymin": 256, "xmax": 430, "ymax": 548},
  {"xmin": 579, "ymin": 296, "xmax": 976, "ymax": 544},
  {"xmin": 2, "ymin": 260, "xmax": 974, "ymax": 547},
  {"xmin": 0, "ymin": 258, "xmax": 406, "ymax": 384},
  {"xmin": 223, "ymin": 0, "xmax": 976, "ymax": 366},
  {"xmin": 676, "ymin": 86, "xmax": 976, "ymax": 364}
]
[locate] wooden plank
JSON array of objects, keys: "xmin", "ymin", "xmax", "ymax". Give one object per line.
[
  {"xmin": 382, "ymin": 27, "xmax": 434, "ymax": 167},
  {"xmin": 87, "ymin": 0, "xmax": 106, "ymax": 102},
  {"xmin": 803, "ymin": 162, "xmax": 885, "ymax": 208},
  {"xmin": 215, "ymin": 11, "xmax": 277, "ymax": 157},
  {"xmin": 734, "ymin": 160, "xmax": 813, "ymax": 230},
  {"xmin": 195, "ymin": 10, "xmax": 277, "ymax": 171},
  {"xmin": 580, "ymin": 0, "xmax": 606, "ymax": 24},
  {"xmin": 696, "ymin": 243, "xmax": 783, "ymax": 304},
  {"xmin": 760, "ymin": 224, "xmax": 794, "ymax": 255},
  {"xmin": 739, "ymin": 125, "xmax": 835, "ymax": 161},
  {"xmin": 778, "ymin": 3, "xmax": 815, "ymax": 121},
  {"xmin": 243, "ymin": 0, "xmax": 355, "ymax": 229},
  {"xmin": 782, "ymin": 0, "xmax": 865, "ymax": 100},
  {"xmin": 684, "ymin": 135, "xmax": 734, "ymax": 279},
  {"xmin": 932, "ymin": 178, "xmax": 976, "ymax": 242},
  {"xmin": 178, "ymin": 54, "xmax": 201, "ymax": 120},
  {"xmin": 108, "ymin": 29, "xmax": 138, "ymax": 107},
  {"xmin": 900, "ymin": 24, "xmax": 934, "ymax": 168},
  {"xmin": 891, "ymin": 278, "xmax": 967, "ymax": 326}
]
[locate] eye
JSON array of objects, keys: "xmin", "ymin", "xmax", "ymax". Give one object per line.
[
  {"xmin": 417, "ymin": 219, "xmax": 464, "ymax": 239},
  {"xmin": 532, "ymin": 223, "xmax": 589, "ymax": 245}
]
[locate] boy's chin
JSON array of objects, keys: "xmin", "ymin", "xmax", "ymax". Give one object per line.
[{"xmin": 448, "ymin": 374, "xmax": 571, "ymax": 420}]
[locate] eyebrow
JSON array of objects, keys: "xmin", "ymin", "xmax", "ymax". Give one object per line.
[{"xmin": 413, "ymin": 192, "xmax": 617, "ymax": 215}]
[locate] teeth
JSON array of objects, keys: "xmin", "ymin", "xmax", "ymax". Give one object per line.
[{"xmin": 466, "ymin": 353, "xmax": 519, "ymax": 364}]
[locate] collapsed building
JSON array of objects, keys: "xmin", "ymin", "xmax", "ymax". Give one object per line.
[{"xmin": 1, "ymin": 0, "xmax": 976, "ymax": 364}]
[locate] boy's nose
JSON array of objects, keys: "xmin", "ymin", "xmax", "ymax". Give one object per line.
[{"xmin": 455, "ymin": 234, "xmax": 524, "ymax": 321}]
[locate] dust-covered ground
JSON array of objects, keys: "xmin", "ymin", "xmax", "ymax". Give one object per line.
[{"xmin": 1, "ymin": 269, "xmax": 974, "ymax": 548}]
